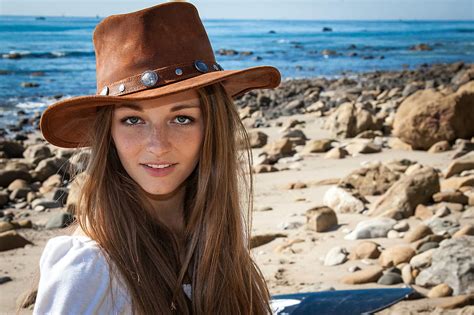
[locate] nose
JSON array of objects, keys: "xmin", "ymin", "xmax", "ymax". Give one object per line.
[{"xmin": 145, "ymin": 123, "xmax": 172, "ymax": 156}]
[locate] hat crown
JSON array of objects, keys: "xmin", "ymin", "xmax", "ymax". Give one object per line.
[{"xmin": 92, "ymin": 2, "xmax": 215, "ymax": 93}]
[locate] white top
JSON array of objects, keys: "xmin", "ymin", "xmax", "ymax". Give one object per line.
[{"xmin": 33, "ymin": 235, "xmax": 192, "ymax": 315}]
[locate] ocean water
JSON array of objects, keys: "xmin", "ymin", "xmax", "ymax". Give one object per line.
[{"xmin": 0, "ymin": 16, "xmax": 473, "ymax": 127}]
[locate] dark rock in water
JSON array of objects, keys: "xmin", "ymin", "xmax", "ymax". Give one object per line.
[
  {"xmin": 377, "ymin": 272, "xmax": 403, "ymax": 285},
  {"xmin": 20, "ymin": 82, "xmax": 39, "ymax": 88},
  {"xmin": 17, "ymin": 110, "xmax": 27, "ymax": 116},
  {"xmin": 0, "ymin": 70, "xmax": 12, "ymax": 75},
  {"xmin": 0, "ymin": 276, "xmax": 12, "ymax": 285},
  {"xmin": 322, "ymin": 27, "xmax": 333, "ymax": 32},
  {"xmin": 45, "ymin": 212, "xmax": 75, "ymax": 229},
  {"xmin": 416, "ymin": 236, "xmax": 474, "ymax": 295},
  {"xmin": 2, "ymin": 52, "xmax": 22, "ymax": 59},
  {"xmin": 216, "ymin": 48, "xmax": 238, "ymax": 56},
  {"xmin": 409, "ymin": 43, "xmax": 433, "ymax": 51},
  {"xmin": 30, "ymin": 71, "xmax": 45, "ymax": 77},
  {"xmin": 0, "ymin": 140, "xmax": 25, "ymax": 158},
  {"xmin": 268, "ymin": 30, "xmax": 276, "ymax": 34}
]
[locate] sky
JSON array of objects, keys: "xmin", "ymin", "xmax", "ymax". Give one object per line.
[{"xmin": 0, "ymin": 0, "xmax": 473, "ymax": 20}]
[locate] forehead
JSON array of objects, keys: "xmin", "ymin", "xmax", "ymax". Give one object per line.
[{"xmin": 115, "ymin": 89, "xmax": 200, "ymax": 111}]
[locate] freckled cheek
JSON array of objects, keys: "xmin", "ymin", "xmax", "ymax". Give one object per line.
[{"xmin": 112, "ymin": 127, "xmax": 147, "ymax": 158}]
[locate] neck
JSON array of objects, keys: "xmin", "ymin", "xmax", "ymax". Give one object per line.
[{"xmin": 143, "ymin": 182, "xmax": 187, "ymax": 235}]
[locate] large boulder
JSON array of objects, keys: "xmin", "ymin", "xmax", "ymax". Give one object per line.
[
  {"xmin": 393, "ymin": 81, "xmax": 474, "ymax": 150},
  {"xmin": 323, "ymin": 186, "xmax": 366, "ymax": 213},
  {"xmin": 367, "ymin": 167, "xmax": 440, "ymax": 219},
  {"xmin": 324, "ymin": 102, "xmax": 378, "ymax": 138},
  {"xmin": 416, "ymin": 236, "xmax": 474, "ymax": 295}
]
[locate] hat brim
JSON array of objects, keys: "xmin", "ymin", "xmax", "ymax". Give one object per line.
[{"xmin": 40, "ymin": 65, "xmax": 281, "ymax": 148}]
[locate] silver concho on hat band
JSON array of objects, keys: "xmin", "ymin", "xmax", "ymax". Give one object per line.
[
  {"xmin": 119, "ymin": 84, "xmax": 126, "ymax": 92},
  {"xmin": 194, "ymin": 60, "xmax": 208, "ymax": 73},
  {"xmin": 100, "ymin": 86, "xmax": 109, "ymax": 96},
  {"xmin": 141, "ymin": 70, "xmax": 159, "ymax": 87}
]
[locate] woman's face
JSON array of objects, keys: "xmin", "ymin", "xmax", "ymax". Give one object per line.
[{"xmin": 111, "ymin": 89, "xmax": 204, "ymax": 196}]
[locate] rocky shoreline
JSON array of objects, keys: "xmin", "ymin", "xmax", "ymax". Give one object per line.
[{"xmin": 1, "ymin": 62, "xmax": 474, "ymax": 314}]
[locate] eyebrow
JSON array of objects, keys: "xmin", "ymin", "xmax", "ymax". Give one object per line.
[{"xmin": 115, "ymin": 103, "xmax": 200, "ymax": 112}]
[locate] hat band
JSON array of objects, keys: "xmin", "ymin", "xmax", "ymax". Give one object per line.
[{"xmin": 98, "ymin": 60, "xmax": 224, "ymax": 97}]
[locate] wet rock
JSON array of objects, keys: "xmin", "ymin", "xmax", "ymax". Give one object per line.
[
  {"xmin": 345, "ymin": 218, "xmax": 396, "ymax": 240},
  {"xmin": 368, "ymin": 167, "xmax": 440, "ymax": 219},
  {"xmin": 416, "ymin": 236, "xmax": 474, "ymax": 295},
  {"xmin": 323, "ymin": 186, "xmax": 366, "ymax": 213},
  {"xmin": 305, "ymin": 206, "xmax": 338, "ymax": 232}
]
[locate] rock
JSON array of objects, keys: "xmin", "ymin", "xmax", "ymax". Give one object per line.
[
  {"xmin": 45, "ymin": 212, "xmax": 74, "ymax": 229},
  {"xmin": 0, "ymin": 140, "xmax": 24, "ymax": 158},
  {"xmin": 324, "ymin": 147, "xmax": 348, "ymax": 159},
  {"xmin": 0, "ymin": 170, "xmax": 32, "ymax": 188},
  {"xmin": 338, "ymin": 163, "xmax": 400, "ymax": 196},
  {"xmin": 438, "ymin": 294, "xmax": 474, "ymax": 309},
  {"xmin": 247, "ymin": 131, "xmax": 268, "ymax": 148},
  {"xmin": 410, "ymin": 248, "xmax": 435, "ymax": 269},
  {"xmin": 301, "ymin": 139, "xmax": 332, "ymax": 154},
  {"xmin": 285, "ymin": 181, "xmax": 307, "ymax": 190},
  {"xmin": 402, "ymin": 264, "xmax": 414, "ymax": 284},
  {"xmin": 348, "ymin": 241, "xmax": 381, "ymax": 260},
  {"xmin": 31, "ymin": 198, "xmax": 62, "ymax": 209},
  {"xmin": 404, "ymin": 224, "xmax": 433, "ymax": 243},
  {"xmin": 345, "ymin": 218, "xmax": 396, "ymax": 240},
  {"xmin": 33, "ymin": 157, "xmax": 68, "ymax": 182},
  {"xmin": 387, "ymin": 230, "xmax": 400, "ymax": 239},
  {"xmin": 262, "ymin": 138, "xmax": 295, "ymax": 160},
  {"xmin": 428, "ymin": 140, "xmax": 451, "ymax": 153},
  {"xmin": 23, "ymin": 144, "xmax": 52, "ymax": 164},
  {"xmin": 427, "ymin": 283, "xmax": 453, "ymax": 298},
  {"xmin": 323, "ymin": 186, "xmax": 366, "ymax": 213},
  {"xmin": 40, "ymin": 174, "xmax": 63, "ymax": 194},
  {"xmin": 445, "ymin": 151, "xmax": 474, "ymax": 178},
  {"xmin": 416, "ymin": 236, "xmax": 474, "ymax": 295},
  {"xmin": 453, "ymin": 224, "xmax": 474, "ymax": 238},
  {"xmin": 432, "ymin": 201, "xmax": 464, "ymax": 213},
  {"xmin": 0, "ymin": 230, "xmax": 32, "ymax": 251},
  {"xmin": 345, "ymin": 141, "xmax": 381, "ymax": 155},
  {"xmin": 7, "ymin": 179, "xmax": 28, "ymax": 191},
  {"xmin": 417, "ymin": 242, "xmax": 439, "ymax": 254},
  {"xmin": 0, "ymin": 276, "xmax": 12, "ymax": 285},
  {"xmin": 253, "ymin": 164, "xmax": 278, "ymax": 173},
  {"xmin": 324, "ymin": 102, "xmax": 378, "ymax": 138},
  {"xmin": 9, "ymin": 187, "xmax": 31, "ymax": 200},
  {"xmin": 377, "ymin": 272, "xmax": 403, "ymax": 285},
  {"xmin": 433, "ymin": 191, "xmax": 468, "ymax": 204},
  {"xmin": 250, "ymin": 233, "xmax": 286, "ymax": 249},
  {"xmin": 281, "ymin": 129, "xmax": 308, "ymax": 145},
  {"xmin": 305, "ymin": 206, "xmax": 338, "ymax": 232},
  {"xmin": 341, "ymin": 266, "xmax": 383, "ymax": 284},
  {"xmin": 414, "ymin": 204, "xmax": 433, "ymax": 220},
  {"xmin": 379, "ymin": 245, "xmax": 416, "ymax": 267},
  {"xmin": 441, "ymin": 175, "xmax": 474, "ymax": 191},
  {"xmin": 324, "ymin": 246, "xmax": 348, "ymax": 266},
  {"xmin": 393, "ymin": 83, "xmax": 474, "ymax": 150},
  {"xmin": 368, "ymin": 167, "xmax": 440, "ymax": 219},
  {"xmin": 388, "ymin": 137, "xmax": 413, "ymax": 151},
  {"xmin": 0, "ymin": 222, "xmax": 15, "ymax": 233},
  {"xmin": 0, "ymin": 192, "xmax": 8, "ymax": 206},
  {"xmin": 393, "ymin": 221, "xmax": 410, "ymax": 232}
]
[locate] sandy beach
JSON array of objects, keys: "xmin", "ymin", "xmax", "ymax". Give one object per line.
[{"xmin": 1, "ymin": 62, "xmax": 474, "ymax": 314}]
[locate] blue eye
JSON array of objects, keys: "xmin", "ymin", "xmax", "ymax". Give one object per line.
[
  {"xmin": 174, "ymin": 115, "xmax": 194, "ymax": 125},
  {"xmin": 121, "ymin": 116, "xmax": 143, "ymax": 126}
]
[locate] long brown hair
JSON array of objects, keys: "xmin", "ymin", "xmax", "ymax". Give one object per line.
[{"xmin": 73, "ymin": 82, "xmax": 271, "ymax": 314}]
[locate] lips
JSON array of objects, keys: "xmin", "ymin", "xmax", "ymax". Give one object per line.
[{"xmin": 140, "ymin": 163, "xmax": 177, "ymax": 177}]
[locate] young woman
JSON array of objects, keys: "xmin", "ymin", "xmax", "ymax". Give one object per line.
[{"xmin": 28, "ymin": 1, "xmax": 281, "ymax": 314}]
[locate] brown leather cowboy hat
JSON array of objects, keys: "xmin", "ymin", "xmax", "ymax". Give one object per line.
[{"xmin": 40, "ymin": 1, "xmax": 281, "ymax": 148}]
